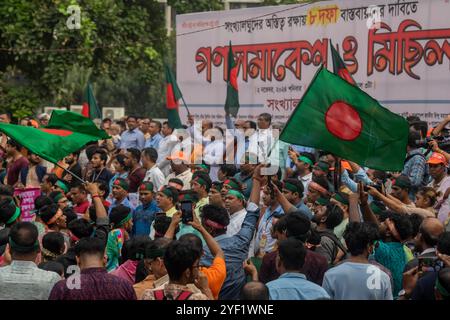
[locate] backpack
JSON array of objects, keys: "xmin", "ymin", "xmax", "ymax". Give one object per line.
[
  {"xmin": 317, "ymin": 229, "xmax": 348, "ymax": 265},
  {"xmin": 153, "ymin": 290, "xmax": 193, "ymax": 300}
]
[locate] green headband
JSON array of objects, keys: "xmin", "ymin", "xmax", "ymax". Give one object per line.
[
  {"xmin": 284, "ymin": 181, "xmax": 299, "ymax": 194},
  {"xmin": 212, "ymin": 183, "xmax": 223, "ymax": 192},
  {"xmin": 316, "ymin": 197, "xmax": 330, "ymax": 206},
  {"xmin": 227, "ymin": 190, "xmax": 245, "ymax": 201},
  {"xmin": 333, "ymin": 193, "xmax": 349, "ymax": 205},
  {"xmin": 139, "ymin": 182, "xmax": 154, "ymax": 192},
  {"xmin": 196, "ymin": 164, "xmax": 210, "ymax": 171},
  {"xmin": 55, "ymin": 180, "xmax": 69, "ymax": 193},
  {"xmin": 53, "ymin": 192, "xmax": 65, "ymax": 203},
  {"xmin": 6, "ymin": 206, "xmax": 21, "ymax": 225},
  {"xmin": 436, "ymin": 277, "xmax": 450, "ymax": 297},
  {"xmin": 9, "ymin": 237, "xmax": 39, "ymax": 253},
  {"xmin": 146, "ymin": 248, "xmax": 165, "ymax": 259},
  {"xmin": 224, "ymin": 179, "xmax": 240, "ymax": 190},
  {"xmin": 117, "ymin": 213, "xmax": 132, "ymax": 227},
  {"xmin": 194, "ymin": 176, "xmax": 209, "ymax": 188},
  {"xmin": 161, "ymin": 188, "xmax": 174, "ymax": 199},
  {"xmin": 298, "ymin": 156, "xmax": 313, "ymax": 166},
  {"xmin": 113, "ymin": 179, "xmax": 129, "ymax": 191}
]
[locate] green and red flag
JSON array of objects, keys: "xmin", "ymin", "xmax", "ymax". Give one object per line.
[
  {"xmin": 0, "ymin": 110, "xmax": 109, "ymax": 164},
  {"xmin": 330, "ymin": 40, "xmax": 356, "ymax": 85},
  {"xmin": 164, "ymin": 64, "xmax": 183, "ymax": 129},
  {"xmin": 279, "ymin": 66, "xmax": 409, "ymax": 171},
  {"xmin": 81, "ymin": 83, "xmax": 102, "ymax": 120},
  {"xmin": 224, "ymin": 42, "xmax": 240, "ymax": 117}
]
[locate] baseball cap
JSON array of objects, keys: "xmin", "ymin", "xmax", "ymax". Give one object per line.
[{"xmin": 427, "ymin": 152, "xmax": 448, "ymax": 166}]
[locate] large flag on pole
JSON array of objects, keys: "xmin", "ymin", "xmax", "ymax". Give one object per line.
[
  {"xmin": 0, "ymin": 110, "xmax": 109, "ymax": 164},
  {"xmin": 224, "ymin": 42, "xmax": 240, "ymax": 117},
  {"xmin": 81, "ymin": 83, "xmax": 102, "ymax": 120},
  {"xmin": 164, "ymin": 64, "xmax": 184, "ymax": 129},
  {"xmin": 330, "ymin": 40, "xmax": 356, "ymax": 85},
  {"xmin": 279, "ymin": 66, "xmax": 409, "ymax": 171}
]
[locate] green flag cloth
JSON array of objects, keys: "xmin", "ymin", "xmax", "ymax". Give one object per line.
[
  {"xmin": 0, "ymin": 110, "xmax": 109, "ymax": 164},
  {"xmin": 330, "ymin": 40, "xmax": 356, "ymax": 85},
  {"xmin": 164, "ymin": 64, "xmax": 184, "ymax": 129},
  {"xmin": 81, "ymin": 83, "xmax": 102, "ymax": 120},
  {"xmin": 224, "ymin": 42, "xmax": 240, "ymax": 117},
  {"xmin": 279, "ymin": 66, "xmax": 409, "ymax": 171}
]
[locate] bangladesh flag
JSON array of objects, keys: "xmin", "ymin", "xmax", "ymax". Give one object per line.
[
  {"xmin": 224, "ymin": 42, "xmax": 240, "ymax": 117},
  {"xmin": 81, "ymin": 83, "xmax": 102, "ymax": 120},
  {"xmin": 0, "ymin": 110, "xmax": 109, "ymax": 164},
  {"xmin": 164, "ymin": 64, "xmax": 183, "ymax": 129},
  {"xmin": 280, "ymin": 66, "xmax": 409, "ymax": 171},
  {"xmin": 330, "ymin": 40, "xmax": 356, "ymax": 85}
]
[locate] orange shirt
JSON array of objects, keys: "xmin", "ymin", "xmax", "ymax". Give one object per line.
[{"xmin": 200, "ymin": 256, "xmax": 226, "ymax": 300}]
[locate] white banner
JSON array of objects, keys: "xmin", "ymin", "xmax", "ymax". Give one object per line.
[{"xmin": 176, "ymin": 0, "xmax": 450, "ymax": 127}]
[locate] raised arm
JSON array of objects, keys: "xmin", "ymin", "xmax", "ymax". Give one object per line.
[{"xmin": 189, "ymin": 213, "xmax": 224, "ymax": 260}]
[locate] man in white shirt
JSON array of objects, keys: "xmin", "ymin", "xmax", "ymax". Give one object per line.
[
  {"xmin": 156, "ymin": 122, "xmax": 179, "ymax": 176},
  {"xmin": 288, "ymin": 150, "xmax": 315, "ymax": 193},
  {"xmin": 142, "ymin": 147, "xmax": 165, "ymax": 192},
  {"xmin": 427, "ymin": 152, "xmax": 450, "ymax": 223},
  {"xmin": 203, "ymin": 127, "xmax": 224, "ymax": 182},
  {"xmin": 163, "ymin": 152, "xmax": 193, "ymax": 191},
  {"xmin": 224, "ymin": 190, "xmax": 247, "ymax": 236}
]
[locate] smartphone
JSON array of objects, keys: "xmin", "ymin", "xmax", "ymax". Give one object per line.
[
  {"xmin": 418, "ymin": 256, "xmax": 443, "ymax": 277},
  {"xmin": 180, "ymin": 200, "xmax": 194, "ymax": 224}
]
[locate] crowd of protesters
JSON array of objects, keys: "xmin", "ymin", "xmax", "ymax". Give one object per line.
[{"xmin": 0, "ymin": 109, "xmax": 449, "ymax": 300}]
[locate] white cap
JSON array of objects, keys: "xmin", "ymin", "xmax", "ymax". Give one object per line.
[{"xmin": 38, "ymin": 113, "xmax": 50, "ymax": 120}]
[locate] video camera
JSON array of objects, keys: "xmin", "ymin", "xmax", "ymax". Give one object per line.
[{"xmin": 415, "ymin": 135, "xmax": 450, "ymax": 152}]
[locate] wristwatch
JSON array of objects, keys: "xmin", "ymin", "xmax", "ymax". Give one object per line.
[{"xmin": 397, "ymin": 289, "xmax": 410, "ymax": 299}]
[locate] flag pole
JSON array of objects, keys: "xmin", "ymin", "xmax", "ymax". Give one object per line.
[
  {"xmin": 53, "ymin": 162, "xmax": 86, "ymax": 185},
  {"xmin": 180, "ymin": 96, "xmax": 191, "ymax": 116}
]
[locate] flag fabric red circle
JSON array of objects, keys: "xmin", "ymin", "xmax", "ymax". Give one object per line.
[
  {"xmin": 325, "ymin": 101, "xmax": 362, "ymax": 141},
  {"xmin": 40, "ymin": 128, "xmax": 73, "ymax": 137}
]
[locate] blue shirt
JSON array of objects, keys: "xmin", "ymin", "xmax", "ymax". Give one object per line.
[
  {"xmin": 255, "ymin": 205, "xmax": 284, "ymax": 254},
  {"xmin": 402, "ymin": 149, "xmax": 429, "ymax": 199},
  {"xmin": 132, "ymin": 200, "xmax": 160, "ymax": 237},
  {"xmin": 144, "ymin": 133, "xmax": 163, "ymax": 149},
  {"xmin": 108, "ymin": 197, "xmax": 135, "ymax": 215},
  {"xmin": 200, "ymin": 202, "xmax": 259, "ymax": 300},
  {"xmin": 295, "ymin": 201, "xmax": 313, "ymax": 220},
  {"xmin": 267, "ymin": 272, "xmax": 330, "ymax": 300},
  {"xmin": 119, "ymin": 128, "xmax": 145, "ymax": 150}
]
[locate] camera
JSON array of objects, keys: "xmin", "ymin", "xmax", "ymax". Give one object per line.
[
  {"xmin": 415, "ymin": 135, "xmax": 450, "ymax": 152},
  {"xmin": 363, "ymin": 183, "xmax": 383, "ymax": 193},
  {"xmin": 180, "ymin": 200, "xmax": 194, "ymax": 224}
]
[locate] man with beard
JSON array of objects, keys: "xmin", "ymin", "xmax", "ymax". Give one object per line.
[
  {"xmin": 427, "ymin": 152, "xmax": 450, "ymax": 224},
  {"xmin": 234, "ymin": 152, "xmax": 256, "ymax": 199},
  {"xmin": 87, "ymin": 148, "xmax": 114, "ymax": 184},
  {"xmin": 61, "ymin": 151, "xmax": 82, "ymax": 189},
  {"xmin": 19, "ymin": 153, "xmax": 46, "ymax": 188},
  {"xmin": 5, "ymin": 139, "xmax": 28, "ymax": 187}
]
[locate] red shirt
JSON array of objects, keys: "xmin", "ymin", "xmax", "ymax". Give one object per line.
[
  {"xmin": 7, "ymin": 156, "xmax": 29, "ymax": 186},
  {"xmin": 74, "ymin": 200, "xmax": 90, "ymax": 218}
]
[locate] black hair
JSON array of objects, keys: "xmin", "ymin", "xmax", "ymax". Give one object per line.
[
  {"xmin": 193, "ymin": 171, "xmax": 212, "ymax": 192},
  {"xmin": 324, "ymin": 203, "xmax": 344, "ymax": 229},
  {"xmin": 154, "ymin": 215, "xmax": 174, "ymax": 238},
  {"xmin": 48, "ymin": 191, "xmax": 64, "ymax": 203},
  {"xmin": 74, "ymin": 237, "xmax": 106, "ymax": 258},
  {"xmin": 6, "ymin": 139, "xmax": 22, "ymax": 151},
  {"xmin": 179, "ymin": 233, "xmax": 203, "ymax": 256},
  {"xmin": 0, "ymin": 228, "xmax": 10, "ymax": 256},
  {"xmin": 312, "ymin": 175, "xmax": 330, "ymax": 192},
  {"xmin": 42, "ymin": 232, "xmax": 65, "ymax": 260},
  {"xmin": 144, "ymin": 237, "xmax": 171, "ymax": 259},
  {"xmin": 68, "ymin": 218, "xmax": 94, "ymax": 240},
  {"xmin": 34, "ymin": 196, "xmax": 53, "ymax": 212},
  {"xmin": 150, "ymin": 120, "xmax": 162, "ymax": 130},
  {"xmin": 437, "ymin": 232, "xmax": 450, "ymax": 255},
  {"xmin": 437, "ymin": 268, "xmax": 450, "ymax": 300},
  {"xmin": 259, "ymin": 113, "xmax": 272, "ymax": 124},
  {"xmin": 135, "ymin": 260, "xmax": 149, "ymax": 283},
  {"xmin": 407, "ymin": 130, "xmax": 422, "ymax": 148},
  {"xmin": 115, "ymin": 154, "xmax": 128, "ymax": 169},
  {"xmin": 219, "ymin": 164, "xmax": 238, "ymax": 178},
  {"xmin": 240, "ymin": 281, "xmax": 270, "ymax": 300},
  {"xmin": 343, "ymin": 222, "xmax": 380, "ymax": 256},
  {"xmin": 245, "ymin": 121, "xmax": 257, "ymax": 130},
  {"xmin": 283, "ymin": 178, "xmax": 304, "ymax": 198},
  {"xmin": 88, "ymin": 205, "xmax": 97, "ymax": 223},
  {"xmin": 116, "ymin": 120, "xmax": 126, "ymax": 131},
  {"xmin": 127, "ymin": 148, "xmax": 141, "ymax": 162},
  {"xmin": 285, "ymin": 212, "xmax": 311, "ymax": 242},
  {"xmin": 102, "ymin": 118, "xmax": 112, "ymax": 124},
  {"xmin": 162, "ymin": 121, "xmax": 174, "ymax": 131},
  {"xmin": 97, "ymin": 180, "xmax": 110, "ymax": 198},
  {"xmin": 127, "ymin": 115, "xmax": 138, "ymax": 122},
  {"xmin": 389, "ymin": 212, "xmax": 413, "ymax": 241},
  {"xmin": 278, "ymin": 238, "xmax": 306, "ymax": 270},
  {"xmin": 109, "ymin": 205, "xmax": 131, "ymax": 228},
  {"xmin": 121, "ymin": 236, "xmax": 149, "ymax": 262},
  {"xmin": 38, "ymin": 261, "xmax": 64, "ymax": 277},
  {"xmin": 85, "ymin": 145, "xmax": 99, "ymax": 161},
  {"xmin": 168, "ymin": 178, "xmax": 184, "ymax": 189},
  {"xmin": 272, "ymin": 215, "xmax": 288, "ymax": 235},
  {"xmin": 45, "ymin": 173, "xmax": 59, "ymax": 186},
  {"xmin": 9, "ymin": 222, "xmax": 39, "ymax": 255},
  {"xmin": 0, "ymin": 184, "xmax": 14, "ymax": 197},
  {"xmin": 163, "ymin": 240, "xmax": 202, "ymax": 282},
  {"xmin": 142, "ymin": 147, "xmax": 158, "ymax": 163},
  {"xmin": 201, "ymin": 204, "xmax": 230, "ymax": 234},
  {"xmin": 410, "ymin": 214, "xmax": 424, "ymax": 239},
  {"xmin": 0, "ymin": 111, "xmax": 12, "ymax": 121},
  {"xmin": 39, "ymin": 204, "xmax": 60, "ymax": 225},
  {"xmin": 0, "ymin": 198, "xmax": 18, "ymax": 227},
  {"xmin": 63, "ymin": 207, "xmax": 78, "ymax": 225},
  {"xmin": 93, "ymin": 148, "xmax": 108, "ymax": 164}
]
